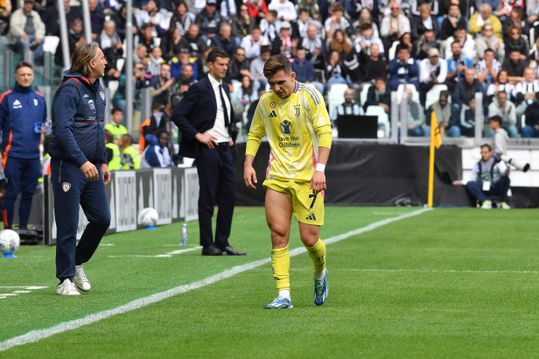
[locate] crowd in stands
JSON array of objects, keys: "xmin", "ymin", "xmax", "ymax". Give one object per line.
[{"xmin": 3, "ymin": 0, "xmax": 539, "ymax": 145}]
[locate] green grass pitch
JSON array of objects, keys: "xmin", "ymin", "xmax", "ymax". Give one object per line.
[{"xmin": 1, "ymin": 207, "xmax": 539, "ymax": 358}]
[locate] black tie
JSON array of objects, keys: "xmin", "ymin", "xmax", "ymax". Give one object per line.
[{"xmin": 218, "ymin": 84, "xmax": 230, "ymax": 127}]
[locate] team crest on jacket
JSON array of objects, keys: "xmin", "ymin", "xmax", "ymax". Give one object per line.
[
  {"xmin": 294, "ymin": 104, "xmax": 300, "ymax": 117},
  {"xmin": 62, "ymin": 182, "xmax": 71, "ymax": 192},
  {"xmin": 280, "ymin": 120, "xmax": 291, "ymax": 134},
  {"xmin": 33, "ymin": 99, "xmax": 38, "ymax": 106}
]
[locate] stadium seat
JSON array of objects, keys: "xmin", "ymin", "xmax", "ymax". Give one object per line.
[
  {"xmin": 425, "ymin": 84, "xmax": 448, "ymax": 109},
  {"xmin": 365, "ymin": 105, "xmax": 390, "ymax": 138},
  {"xmin": 388, "ymin": 41, "xmax": 399, "ymax": 61},
  {"xmin": 327, "ymin": 83, "xmax": 349, "ymax": 121},
  {"xmin": 116, "ymin": 58, "xmax": 125, "ymax": 73},
  {"xmin": 43, "ymin": 36, "xmax": 60, "ymax": 54},
  {"xmin": 396, "ymin": 84, "xmax": 419, "ymax": 104},
  {"xmin": 108, "ymin": 80, "xmax": 120, "ymax": 100},
  {"xmin": 360, "ymin": 83, "xmax": 371, "ymax": 107}
]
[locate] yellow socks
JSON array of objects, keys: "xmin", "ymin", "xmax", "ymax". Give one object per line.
[
  {"xmin": 271, "ymin": 246, "xmax": 290, "ymax": 293},
  {"xmin": 306, "ymin": 239, "xmax": 327, "ymax": 279}
]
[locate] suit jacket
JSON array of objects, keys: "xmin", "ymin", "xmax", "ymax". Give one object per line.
[{"xmin": 171, "ymin": 75, "xmax": 236, "ymax": 158}]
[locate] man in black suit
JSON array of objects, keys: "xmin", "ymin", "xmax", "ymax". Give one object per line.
[{"xmin": 171, "ymin": 47, "xmax": 246, "ymax": 256}]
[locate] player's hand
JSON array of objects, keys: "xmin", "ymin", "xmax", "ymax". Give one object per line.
[
  {"xmin": 243, "ymin": 165, "xmax": 258, "ymax": 190},
  {"xmin": 101, "ymin": 163, "xmax": 111, "ymax": 185},
  {"xmin": 80, "ymin": 161, "xmax": 99, "ymax": 181},
  {"xmin": 311, "ymin": 171, "xmax": 326, "ymax": 193},
  {"xmin": 195, "ymin": 132, "xmax": 218, "ymax": 149}
]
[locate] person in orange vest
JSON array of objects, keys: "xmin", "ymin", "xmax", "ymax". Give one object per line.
[{"xmin": 139, "ymin": 100, "xmax": 169, "ymax": 150}]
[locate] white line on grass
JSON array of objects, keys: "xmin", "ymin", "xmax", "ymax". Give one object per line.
[
  {"xmin": 107, "ymin": 246, "xmax": 202, "ymax": 258},
  {"xmin": 0, "ymin": 208, "xmax": 429, "ymax": 352},
  {"xmin": 348, "ymin": 268, "xmax": 539, "ymax": 275}
]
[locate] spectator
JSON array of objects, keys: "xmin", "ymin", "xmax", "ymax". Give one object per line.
[
  {"xmin": 469, "ymin": 3, "xmax": 503, "ymax": 39},
  {"xmin": 179, "ymin": 23, "xmax": 209, "ymax": 56},
  {"xmin": 486, "ymin": 69, "xmax": 515, "ymax": 100},
  {"xmin": 453, "ymin": 144, "xmax": 510, "ymax": 209},
  {"xmin": 232, "ymin": 75, "xmax": 258, "ymax": 118},
  {"xmin": 452, "ymin": 67, "xmax": 485, "ymax": 123},
  {"xmin": 380, "ymin": 1, "xmax": 411, "ymax": 51},
  {"xmin": 411, "ymin": 3, "xmax": 438, "ymax": 40},
  {"xmin": 455, "ymin": 98, "xmax": 476, "ymax": 137},
  {"xmin": 169, "ymin": 2, "xmax": 195, "ymax": 36},
  {"xmin": 353, "ymin": 22, "xmax": 385, "ymax": 58},
  {"xmin": 141, "ymin": 129, "xmax": 174, "ymax": 168},
  {"xmin": 444, "ymin": 27, "xmax": 476, "ymax": 61},
  {"xmin": 415, "ymin": 29, "xmax": 439, "ymax": 60},
  {"xmin": 88, "ymin": 0, "xmax": 104, "ymax": 41},
  {"xmin": 419, "ymin": 48, "xmax": 447, "ymax": 106},
  {"xmin": 297, "ymin": 0, "xmax": 319, "ymax": 19},
  {"xmin": 333, "ymin": 88, "xmax": 364, "ymax": 123},
  {"xmin": 388, "ymin": 45, "xmax": 419, "ymax": 91},
  {"xmin": 409, "ymin": 0, "xmax": 439, "ymax": 16},
  {"xmin": 241, "ymin": 26, "xmax": 269, "ymax": 60},
  {"xmin": 140, "ymin": 101, "xmax": 170, "ymax": 149},
  {"xmin": 260, "ymin": 9, "xmax": 279, "ymax": 42},
  {"xmin": 272, "ymin": 21, "xmax": 295, "ymax": 58},
  {"xmin": 250, "ymin": 45, "xmax": 271, "ymax": 88},
  {"xmin": 219, "ymin": 0, "xmax": 237, "ymax": 19},
  {"xmin": 440, "ymin": 4, "xmax": 466, "ymax": 40},
  {"xmin": 151, "ymin": 62, "xmax": 175, "ymax": 107},
  {"xmin": 104, "ymin": 130, "xmax": 122, "ymax": 171},
  {"xmin": 476, "ymin": 25, "xmax": 505, "ymax": 62},
  {"xmin": 42, "ymin": 0, "xmax": 81, "ymax": 37},
  {"xmin": 292, "ymin": 47, "xmax": 323, "ymax": 93},
  {"xmin": 502, "ymin": 6, "xmax": 528, "ymax": 38},
  {"xmin": 268, "ymin": 0, "xmax": 297, "ymax": 22},
  {"xmin": 427, "ymin": 91, "xmax": 460, "ymax": 137},
  {"xmin": 232, "ymin": 4, "xmax": 254, "ymax": 38},
  {"xmin": 195, "ymin": 0, "xmax": 222, "ymax": 41},
  {"xmin": 522, "ymin": 92, "xmax": 539, "ymax": 137},
  {"xmin": 476, "ymin": 48, "xmax": 501, "ymax": 85},
  {"xmin": 178, "ymin": 63, "xmax": 197, "ymax": 88},
  {"xmin": 113, "ymin": 62, "xmax": 151, "ymax": 113},
  {"xmin": 365, "ymin": 77, "xmax": 391, "ymax": 114},
  {"xmin": 113, "ymin": 3, "xmax": 138, "ymax": 41},
  {"xmin": 293, "ymin": 8, "xmax": 312, "ymax": 40},
  {"xmin": 105, "ymin": 108, "xmax": 128, "ymax": 142},
  {"xmin": 9, "ymin": 0, "xmax": 45, "ymax": 63},
  {"xmin": 245, "ymin": 0, "xmax": 268, "ymax": 22},
  {"xmin": 324, "ymin": 3, "xmax": 350, "ymax": 39},
  {"xmin": 504, "ymin": 26, "xmax": 529, "ymax": 60},
  {"xmin": 446, "ymin": 41, "xmax": 475, "ymax": 92},
  {"xmin": 0, "ymin": 62, "xmax": 46, "ymax": 230},
  {"xmin": 328, "ymin": 29, "xmax": 353, "ymax": 58},
  {"xmin": 502, "ymin": 49, "xmax": 528, "ymax": 82},
  {"xmin": 212, "ymin": 22, "xmax": 238, "ymax": 58},
  {"xmin": 162, "ymin": 26, "xmax": 183, "ymax": 60},
  {"xmin": 397, "ymin": 32, "xmax": 416, "ymax": 59},
  {"xmin": 301, "ymin": 24, "xmax": 323, "ymax": 67},
  {"xmin": 137, "ymin": 22, "xmax": 157, "ymax": 52},
  {"xmin": 133, "ymin": 44, "xmax": 148, "ymax": 64},
  {"xmin": 227, "ymin": 47, "xmax": 251, "ymax": 82},
  {"xmin": 488, "ymin": 91, "xmax": 518, "ymax": 137},
  {"xmin": 100, "ymin": 19, "xmax": 122, "ymax": 51},
  {"xmin": 119, "ymin": 134, "xmax": 141, "ymax": 170},
  {"xmin": 145, "ymin": 46, "xmax": 165, "ymax": 76},
  {"xmin": 170, "ymin": 48, "xmax": 199, "ymax": 82},
  {"xmin": 325, "ymin": 49, "xmax": 348, "ymax": 87},
  {"xmin": 359, "ymin": 43, "xmax": 387, "ymax": 82},
  {"xmin": 513, "ymin": 67, "xmax": 539, "ymax": 117},
  {"xmin": 0, "ymin": 0, "xmax": 11, "ymax": 35},
  {"xmin": 134, "ymin": 0, "xmax": 168, "ymax": 37},
  {"xmin": 405, "ymin": 88, "xmax": 428, "ymax": 137}
]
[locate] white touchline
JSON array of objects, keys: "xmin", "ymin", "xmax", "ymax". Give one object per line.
[
  {"xmin": 0, "ymin": 208, "xmax": 430, "ymax": 352},
  {"xmin": 107, "ymin": 246, "xmax": 202, "ymax": 258}
]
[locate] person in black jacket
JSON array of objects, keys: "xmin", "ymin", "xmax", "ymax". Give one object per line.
[
  {"xmin": 171, "ymin": 47, "xmax": 245, "ymax": 257},
  {"xmin": 50, "ymin": 42, "xmax": 111, "ymax": 296}
]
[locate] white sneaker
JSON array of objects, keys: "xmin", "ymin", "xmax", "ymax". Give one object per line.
[
  {"xmin": 57, "ymin": 279, "xmax": 80, "ymax": 296},
  {"xmin": 73, "ymin": 265, "xmax": 91, "ymax": 291},
  {"xmin": 480, "ymin": 200, "xmax": 492, "ymax": 209},
  {"xmin": 499, "ymin": 201, "xmax": 511, "ymax": 209}
]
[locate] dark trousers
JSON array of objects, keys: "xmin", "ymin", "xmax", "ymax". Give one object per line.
[
  {"xmin": 51, "ymin": 159, "xmax": 110, "ymax": 281},
  {"xmin": 465, "ymin": 177, "xmax": 511, "ymax": 203},
  {"xmin": 196, "ymin": 144, "xmax": 235, "ymax": 249},
  {"xmin": 3, "ymin": 157, "xmax": 41, "ymax": 229}
]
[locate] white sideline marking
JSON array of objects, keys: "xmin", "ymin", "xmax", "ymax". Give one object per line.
[
  {"xmin": 0, "ymin": 208, "xmax": 429, "ymax": 352},
  {"xmin": 0, "ymin": 286, "xmax": 48, "ymax": 300},
  {"xmin": 108, "ymin": 246, "xmax": 201, "ymax": 258},
  {"xmin": 348, "ymin": 268, "xmax": 539, "ymax": 275}
]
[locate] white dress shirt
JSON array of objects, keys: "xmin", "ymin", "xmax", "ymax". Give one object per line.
[{"xmin": 207, "ymin": 74, "xmax": 232, "ymax": 143}]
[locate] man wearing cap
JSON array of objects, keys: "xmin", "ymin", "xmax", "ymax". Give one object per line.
[
  {"xmin": 195, "ymin": 0, "xmax": 222, "ymax": 40},
  {"xmin": 419, "ymin": 47, "xmax": 447, "ymax": 106},
  {"xmin": 8, "ymin": 0, "xmax": 45, "ymax": 63}
]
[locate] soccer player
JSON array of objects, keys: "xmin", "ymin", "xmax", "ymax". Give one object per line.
[{"xmin": 243, "ymin": 54, "xmax": 332, "ymax": 309}]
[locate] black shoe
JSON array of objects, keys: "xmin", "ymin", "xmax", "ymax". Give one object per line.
[
  {"xmin": 201, "ymin": 245, "xmax": 223, "ymax": 256},
  {"xmin": 220, "ymin": 246, "xmax": 246, "ymax": 256},
  {"xmin": 523, "ymin": 163, "xmax": 530, "ymax": 173}
]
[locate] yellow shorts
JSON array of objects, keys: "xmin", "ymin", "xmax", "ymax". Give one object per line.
[{"xmin": 263, "ymin": 178, "xmax": 325, "ymax": 226}]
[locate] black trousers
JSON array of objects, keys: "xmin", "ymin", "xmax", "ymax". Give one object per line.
[{"xmin": 196, "ymin": 144, "xmax": 235, "ymax": 248}]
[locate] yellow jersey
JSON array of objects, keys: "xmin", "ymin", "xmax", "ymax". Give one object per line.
[{"xmin": 246, "ymin": 82, "xmax": 332, "ymax": 182}]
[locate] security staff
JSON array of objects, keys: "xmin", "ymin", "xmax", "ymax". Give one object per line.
[
  {"xmin": 0, "ymin": 61, "xmax": 46, "ymax": 230},
  {"xmin": 104, "ymin": 107, "xmax": 127, "ymax": 142},
  {"xmin": 105, "ymin": 130, "xmax": 122, "ymax": 170},
  {"xmin": 49, "ymin": 42, "xmax": 111, "ymax": 296}
]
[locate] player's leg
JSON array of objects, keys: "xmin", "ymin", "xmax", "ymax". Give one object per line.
[
  {"xmin": 18, "ymin": 158, "xmax": 41, "ymax": 229},
  {"xmin": 264, "ymin": 187, "xmax": 294, "ymax": 309},
  {"xmin": 3, "ymin": 157, "xmax": 22, "ymax": 229}
]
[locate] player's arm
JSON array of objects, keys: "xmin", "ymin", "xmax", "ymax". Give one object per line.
[{"xmin": 244, "ymin": 102, "xmax": 266, "ymax": 190}]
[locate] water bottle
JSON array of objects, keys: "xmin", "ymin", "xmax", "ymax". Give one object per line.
[{"xmin": 180, "ymin": 223, "xmax": 188, "ymax": 246}]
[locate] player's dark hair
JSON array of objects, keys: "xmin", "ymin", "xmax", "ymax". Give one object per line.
[
  {"xmin": 263, "ymin": 54, "xmax": 292, "ymax": 78},
  {"xmin": 207, "ymin": 47, "xmax": 229, "ymax": 63},
  {"xmin": 15, "ymin": 61, "xmax": 33, "ymax": 71}
]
